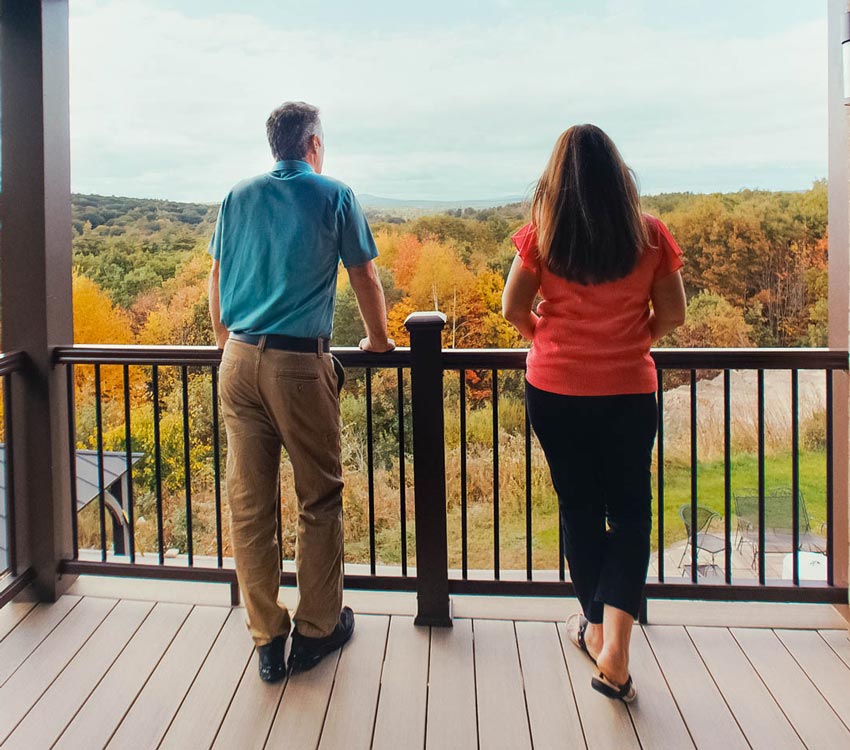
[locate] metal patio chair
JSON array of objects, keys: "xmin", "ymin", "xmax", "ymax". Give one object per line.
[
  {"xmin": 678, "ymin": 504, "xmax": 725, "ymax": 576},
  {"xmin": 733, "ymin": 487, "xmax": 826, "ymax": 569}
]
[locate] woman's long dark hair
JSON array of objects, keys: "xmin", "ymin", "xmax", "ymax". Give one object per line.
[{"xmin": 531, "ymin": 124, "xmax": 648, "ymax": 285}]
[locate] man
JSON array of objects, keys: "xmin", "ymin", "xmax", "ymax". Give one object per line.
[{"xmin": 208, "ymin": 101, "xmax": 394, "ymax": 682}]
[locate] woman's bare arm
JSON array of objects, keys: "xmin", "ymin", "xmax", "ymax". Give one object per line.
[
  {"xmin": 502, "ymin": 255, "xmax": 541, "ymax": 340},
  {"xmin": 649, "ymin": 270, "xmax": 686, "ymax": 341}
]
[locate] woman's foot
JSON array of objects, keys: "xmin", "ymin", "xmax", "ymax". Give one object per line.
[
  {"xmin": 595, "ymin": 645, "xmax": 630, "ymax": 688},
  {"xmin": 591, "ymin": 671, "xmax": 637, "ymax": 703},
  {"xmin": 566, "ymin": 614, "xmax": 603, "ymax": 664}
]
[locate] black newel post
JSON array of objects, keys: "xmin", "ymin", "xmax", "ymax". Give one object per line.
[{"xmin": 405, "ymin": 312, "xmax": 452, "ymax": 627}]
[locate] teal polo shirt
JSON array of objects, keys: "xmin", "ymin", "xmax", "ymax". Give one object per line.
[{"xmin": 208, "ymin": 160, "xmax": 378, "ymax": 339}]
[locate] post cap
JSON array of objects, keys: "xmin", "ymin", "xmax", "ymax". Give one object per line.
[{"xmin": 404, "ymin": 311, "xmax": 447, "ymax": 331}]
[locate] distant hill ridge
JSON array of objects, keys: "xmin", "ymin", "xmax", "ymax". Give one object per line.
[
  {"xmin": 72, "ymin": 182, "xmax": 825, "ymax": 231},
  {"xmin": 357, "ymin": 193, "xmax": 526, "ymax": 210}
]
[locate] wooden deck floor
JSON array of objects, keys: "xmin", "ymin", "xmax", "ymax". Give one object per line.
[{"xmin": 0, "ymin": 593, "xmax": 849, "ymax": 749}]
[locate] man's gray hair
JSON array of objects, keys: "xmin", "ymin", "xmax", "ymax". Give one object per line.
[{"xmin": 266, "ymin": 102, "xmax": 321, "ymax": 161}]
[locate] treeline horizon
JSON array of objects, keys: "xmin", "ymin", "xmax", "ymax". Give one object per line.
[{"xmin": 71, "ymin": 180, "xmax": 829, "ymax": 353}]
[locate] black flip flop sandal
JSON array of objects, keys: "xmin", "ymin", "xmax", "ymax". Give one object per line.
[
  {"xmin": 591, "ymin": 672, "xmax": 637, "ymax": 703},
  {"xmin": 566, "ymin": 614, "xmax": 597, "ymax": 666}
]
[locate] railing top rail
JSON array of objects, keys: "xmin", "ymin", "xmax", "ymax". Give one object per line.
[
  {"xmin": 0, "ymin": 350, "xmax": 28, "ymax": 376},
  {"xmin": 442, "ymin": 347, "xmax": 850, "ymax": 370},
  {"xmin": 53, "ymin": 344, "xmax": 849, "ymax": 370},
  {"xmin": 53, "ymin": 344, "xmax": 413, "ymax": 368}
]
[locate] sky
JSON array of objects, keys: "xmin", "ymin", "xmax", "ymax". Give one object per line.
[{"xmin": 67, "ymin": 0, "xmax": 828, "ymax": 203}]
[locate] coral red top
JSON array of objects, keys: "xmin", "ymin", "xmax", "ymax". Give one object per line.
[{"xmin": 512, "ymin": 215, "xmax": 683, "ymax": 396}]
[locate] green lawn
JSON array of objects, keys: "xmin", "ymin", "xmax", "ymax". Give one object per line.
[
  {"xmin": 660, "ymin": 450, "xmax": 827, "ymax": 545},
  {"xmin": 355, "ymin": 449, "xmax": 828, "ymax": 569}
]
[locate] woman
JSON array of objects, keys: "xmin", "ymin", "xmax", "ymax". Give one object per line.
[{"xmin": 502, "ymin": 125, "xmax": 686, "ymax": 702}]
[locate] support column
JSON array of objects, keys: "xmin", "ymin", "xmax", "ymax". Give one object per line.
[
  {"xmin": 828, "ymin": 0, "xmax": 850, "ymax": 604},
  {"xmin": 0, "ymin": 0, "xmax": 75, "ymax": 598},
  {"xmin": 405, "ymin": 312, "xmax": 452, "ymax": 626}
]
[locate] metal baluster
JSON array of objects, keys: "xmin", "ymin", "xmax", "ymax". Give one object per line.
[
  {"xmin": 558, "ymin": 512, "xmax": 565, "ymax": 582},
  {"xmin": 366, "ymin": 368, "xmax": 376, "ymax": 575},
  {"xmin": 525, "ymin": 384, "xmax": 532, "ymax": 581},
  {"xmin": 94, "ymin": 365, "xmax": 107, "ymax": 561},
  {"xmin": 211, "ymin": 366, "xmax": 223, "ymax": 567},
  {"xmin": 657, "ymin": 369, "xmax": 665, "ymax": 583},
  {"xmin": 791, "ymin": 370, "xmax": 800, "ymax": 586},
  {"xmin": 826, "ymin": 370, "xmax": 834, "ymax": 586},
  {"xmin": 690, "ymin": 370, "xmax": 698, "ymax": 584},
  {"xmin": 66, "ymin": 364, "xmax": 79, "ymax": 561},
  {"xmin": 277, "ymin": 482, "xmax": 283, "ymax": 572},
  {"xmin": 723, "ymin": 370, "xmax": 732, "ymax": 584},
  {"xmin": 757, "ymin": 369, "xmax": 766, "ymax": 585},
  {"xmin": 492, "ymin": 369, "xmax": 500, "ymax": 580},
  {"xmin": 181, "ymin": 366, "xmax": 193, "ymax": 565},
  {"xmin": 397, "ymin": 367, "xmax": 408, "ymax": 577},
  {"xmin": 460, "ymin": 369, "xmax": 468, "ymax": 579},
  {"xmin": 152, "ymin": 365, "xmax": 165, "ymax": 564},
  {"xmin": 123, "ymin": 364, "xmax": 136, "ymax": 563}
]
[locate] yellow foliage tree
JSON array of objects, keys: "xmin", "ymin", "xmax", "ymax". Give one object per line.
[
  {"xmin": 72, "ymin": 273, "xmax": 140, "ymax": 417},
  {"xmin": 138, "ymin": 251, "xmax": 212, "ymax": 346},
  {"xmin": 74, "ymin": 273, "xmax": 135, "ymax": 345}
]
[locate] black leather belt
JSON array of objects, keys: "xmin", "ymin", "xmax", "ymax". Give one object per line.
[{"xmin": 230, "ymin": 332, "xmax": 330, "ymax": 354}]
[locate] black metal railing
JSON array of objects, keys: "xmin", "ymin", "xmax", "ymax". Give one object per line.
[
  {"xmin": 55, "ymin": 343, "xmax": 416, "ymax": 604},
  {"xmin": 439, "ymin": 348, "xmax": 847, "ymax": 609},
  {"xmin": 53, "ymin": 322, "xmax": 849, "ymax": 622}
]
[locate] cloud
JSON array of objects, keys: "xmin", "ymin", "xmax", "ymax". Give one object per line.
[{"xmin": 69, "ymin": 1, "xmax": 827, "ymax": 201}]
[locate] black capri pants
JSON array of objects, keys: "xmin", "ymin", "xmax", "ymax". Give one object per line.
[{"xmin": 525, "ymin": 382, "xmax": 658, "ymax": 622}]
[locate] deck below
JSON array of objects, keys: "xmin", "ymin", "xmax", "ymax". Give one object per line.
[{"xmin": 0, "ymin": 583, "xmax": 848, "ymax": 749}]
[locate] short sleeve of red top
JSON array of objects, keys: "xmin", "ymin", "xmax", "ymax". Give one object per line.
[{"xmin": 510, "ymin": 215, "xmax": 684, "ymax": 396}]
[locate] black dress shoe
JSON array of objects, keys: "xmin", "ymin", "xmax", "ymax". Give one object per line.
[
  {"xmin": 288, "ymin": 607, "xmax": 355, "ymax": 674},
  {"xmin": 257, "ymin": 634, "xmax": 287, "ymax": 683}
]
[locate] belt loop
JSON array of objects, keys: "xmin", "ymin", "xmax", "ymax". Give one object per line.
[
  {"xmin": 317, "ymin": 338, "xmax": 323, "ymax": 358},
  {"xmin": 259, "ymin": 334, "xmax": 268, "ymax": 352}
]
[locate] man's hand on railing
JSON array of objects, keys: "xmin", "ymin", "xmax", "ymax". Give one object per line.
[{"xmin": 359, "ymin": 336, "xmax": 396, "ymax": 353}]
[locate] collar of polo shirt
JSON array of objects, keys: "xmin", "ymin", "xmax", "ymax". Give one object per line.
[{"xmin": 272, "ymin": 160, "xmax": 315, "ymax": 173}]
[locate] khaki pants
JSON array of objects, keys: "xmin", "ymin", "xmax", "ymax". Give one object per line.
[{"xmin": 219, "ymin": 338, "xmax": 344, "ymax": 645}]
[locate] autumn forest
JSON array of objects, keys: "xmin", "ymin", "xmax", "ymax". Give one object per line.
[{"xmin": 67, "ymin": 183, "xmax": 831, "ymax": 570}]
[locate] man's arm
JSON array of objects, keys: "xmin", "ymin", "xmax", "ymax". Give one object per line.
[
  {"xmin": 347, "ymin": 261, "xmax": 394, "ymax": 352},
  {"xmin": 208, "ymin": 259, "xmax": 229, "ymax": 349}
]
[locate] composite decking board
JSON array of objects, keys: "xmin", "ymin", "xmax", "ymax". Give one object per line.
[
  {"xmin": 643, "ymin": 625, "xmax": 749, "ymax": 750},
  {"xmin": 211, "ymin": 650, "xmax": 287, "ymax": 750},
  {"xmin": 53, "ymin": 601, "xmax": 192, "ymax": 750},
  {"xmin": 425, "ymin": 619, "xmax": 479, "ymax": 750},
  {"xmin": 557, "ymin": 622, "xmax": 641, "ymax": 750},
  {"xmin": 0, "ymin": 595, "xmax": 80, "ymax": 687},
  {"xmin": 0, "ymin": 600, "xmax": 36, "ymax": 642},
  {"xmin": 776, "ymin": 629, "xmax": 850, "ymax": 731},
  {"xmin": 731, "ymin": 627, "xmax": 850, "ymax": 748},
  {"xmin": 515, "ymin": 620, "xmax": 586, "ymax": 750},
  {"xmin": 105, "ymin": 604, "xmax": 229, "ymax": 750},
  {"xmin": 686, "ymin": 626, "xmax": 804, "ymax": 750},
  {"xmin": 819, "ymin": 629, "xmax": 850, "ymax": 670},
  {"xmin": 626, "ymin": 626, "xmax": 696, "ymax": 750},
  {"xmin": 265, "ymin": 649, "xmax": 341, "ymax": 750},
  {"xmin": 5, "ymin": 592, "xmax": 850, "ymax": 750},
  {"xmin": 317, "ymin": 614, "xmax": 390, "ymax": 750},
  {"xmin": 159, "ymin": 607, "xmax": 254, "ymax": 750},
  {"xmin": 0, "ymin": 596, "xmax": 116, "ymax": 743},
  {"xmin": 3, "ymin": 599, "xmax": 153, "ymax": 750},
  {"xmin": 473, "ymin": 619, "xmax": 533, "ymax": 750},
  {"xmin": 371, "ymin": 616, "xmax": 430, "ymax": 750}
]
